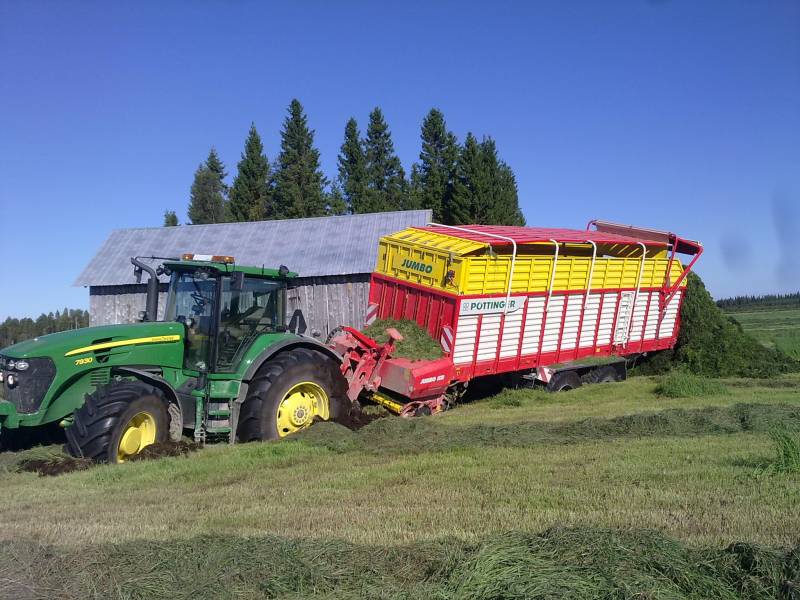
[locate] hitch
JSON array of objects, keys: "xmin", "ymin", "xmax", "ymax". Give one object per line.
[{"xmin": 328, "ymin": 326, "xmax": 402, "ymax": 402}]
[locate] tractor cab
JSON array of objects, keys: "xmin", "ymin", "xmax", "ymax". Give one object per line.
[{"xmin": 158, "ymin": 254, "xmax": 295, "ymax": 374}]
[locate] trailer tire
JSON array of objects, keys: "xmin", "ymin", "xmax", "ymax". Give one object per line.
[
  {"xmin": 546, "ymin": 371, "xmax": 582, "ymax": 392},
  {"xmin": 65, "ymin": 381, "xmax": 168, "ymax": 463},
  {"xmin": 237, "ymin": 348, "xmax": 347, "ymax": 442},
  {"xmin": 581, "ymin": 365, "xmax": 620, "ymax": 385}
]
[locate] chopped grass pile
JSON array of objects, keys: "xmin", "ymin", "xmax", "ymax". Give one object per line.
[
  {"xmin": 655, "ymin": 371, "xmax": 728, "ymax": 397},
  {"xmin": 2, "ymin": 528, "xmax": 798, "ymax": 599},
  {"xmin": 638, "ymin": 273, "xmax": 800, "ymax": 378},
  {"xmin": 362, "ymin": 318, "xmax": 442, "ymax": 360},
  {"xmin": 17, "ymin": 455, "xmax": 93, "ymax": 477}
]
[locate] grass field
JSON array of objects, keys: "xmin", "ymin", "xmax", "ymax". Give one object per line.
[
  {"xmin": 729, "ymin": 308, "xmax": 800, "ymax": 360},
  {"xmin": 1, "ymin": 371, "xmax": 799, "ymax": 599}
]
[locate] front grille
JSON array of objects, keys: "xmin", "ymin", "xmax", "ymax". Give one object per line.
[{"xmin": 0, "ymin": 357, "xmax": 56, "ymax": 414}]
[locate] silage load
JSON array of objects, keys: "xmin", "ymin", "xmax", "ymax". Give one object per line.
[
  {"xmin": 362, "ymin": 318, "xmax": 443, "ymax": 361},
  {"xmin": 638, "ymin": 273, "xmax": 799, "ymax": 378}
]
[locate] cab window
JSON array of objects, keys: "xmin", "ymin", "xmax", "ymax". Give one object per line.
[{"xmin": 217, "ymin": 276, "xmax": 284, "ymax": 371}]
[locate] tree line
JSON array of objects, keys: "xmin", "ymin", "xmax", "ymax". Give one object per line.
[
  {"xmin": 0, "ymin": 309, "xmax": 90, "ymax": 348},
  {"xmin": 165, "ymin": 100, "xmax": 524, "ymax": 227},
  {"xmin": 716, "ymin": 292, "xmax": 800, "ymax": 312}
]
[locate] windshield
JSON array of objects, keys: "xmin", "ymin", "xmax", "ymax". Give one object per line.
[
  {"xmin": 165, "ymin": 270, "xmax": 217, "ymax": 371},
  {"xmin": 217, "ymin": 277, "xmax": 284, "ymax": 371}
]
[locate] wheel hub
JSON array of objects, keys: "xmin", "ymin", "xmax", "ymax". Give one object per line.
[
  {"xmin": 117, "ymin": 411, "xmax": 157, "ymax": 463},
  {"xmin": 277, "ymin": 382, "xmax": 330, "ymax": 437}
]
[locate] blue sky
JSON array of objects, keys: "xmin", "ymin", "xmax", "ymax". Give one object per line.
[{"xmin": 1, "ymin": 1, "xmax": 798, "ymax": 320}]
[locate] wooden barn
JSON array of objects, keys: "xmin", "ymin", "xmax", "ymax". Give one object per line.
[{"xmin": 74, "ymin": 210, "xmax": 432, "ymax": 337}]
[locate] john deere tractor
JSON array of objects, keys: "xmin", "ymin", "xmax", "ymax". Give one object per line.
[{"xmin": 0, "ymin": 254, "xmax": 347, "ymax": 462}]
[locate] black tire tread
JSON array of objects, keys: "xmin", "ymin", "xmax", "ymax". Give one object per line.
[
  {"xmin": 237, "ymin": 348, "xmax": 346, "ymax": 442},
  {"xmin": 65, "ymin": 381, "xmax": 166, "ymax": 462}
]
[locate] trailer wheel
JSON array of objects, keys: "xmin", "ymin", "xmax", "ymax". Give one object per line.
[
  {"xmin": 581, "ymin": 365, "xmax": 620, "ymax": 385},
  {"xmin": 546, "ymin": 371, "xmax": 582, "ymax": 392},
  {"xmin": 65, "ymin": 381, "xmax": 168, "ymax": 463},
  {"xmin": 237, "ymin": 348, "xmax": 347, "ymax": 441}
]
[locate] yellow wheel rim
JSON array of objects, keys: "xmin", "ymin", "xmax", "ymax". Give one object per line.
[
  {"xmin": 116, "ymin": 411, "xmax": 158, "ymax": 463},
  {"xmin": 276, "ymin": 382, "xmax": 330, "ymax": 438}
]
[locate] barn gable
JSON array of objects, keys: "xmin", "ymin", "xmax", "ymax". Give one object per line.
[{"xmin": 77, "ymin": 210, "xmax": 432, "ymax": 334}]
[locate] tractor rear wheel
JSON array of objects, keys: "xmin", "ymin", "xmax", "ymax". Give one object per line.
[
  {"xmin": 237, "ymin": 348, "xmax": 346, "ymax": 441},
  {"xmin": 65, "ymin": 381, "xmax": 169, "ymax": 463}
]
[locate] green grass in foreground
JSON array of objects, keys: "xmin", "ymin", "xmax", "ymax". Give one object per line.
[
  {"xmin": 0, "ymin": 374, "xmax": 799, "ymax": 598},
  {"xmin": 655, "ymin": 370, "xmax": 728, "ymax": 397},
  {"xmin": 2, "ymin": 528, "xmax": 798, "ymax": 600}
]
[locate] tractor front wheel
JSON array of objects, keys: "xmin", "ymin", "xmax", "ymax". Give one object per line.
[
  {"xmin": 237, "ymin": 348, "xmax": 346, "ymax": 441},
  {"xmin": 65, "ymin": 381, "xmax": 169, "ymax": 463}
]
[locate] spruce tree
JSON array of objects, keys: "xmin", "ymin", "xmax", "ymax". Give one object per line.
[
  {"xmin": 362, "ymin": 107, "xmax": 407, "ymax": 213},
  {"xmin": 163, "ymin": 210, "xmax": 178, "ymax": 226},
  {"xmin": 448, "ymin": 133, "xmax": 485, "ymax": 225},
  {"xmin": 187, "ymin": 163, "xmax": 225, "ymax": 224},
  {"xmin": 205, "ymin": 147, "xmax": 227, "ymax": 190},
  {"xmin": 337, "ymin": 118, "xmax": 366, "ymax": 213},
  {"xmin": 479, "ymin": 138, "xmax": 525, "ymax": 226},
  {"xmin": 412, "ymin": 108, "xmax": 458, "ymax": 221},
  {"xmin": 326, "ymin": 181, "xmax": 348, "ymax": 215},
  {"xmin": 272, "ymin": 99, "xmax": 327, "ymax": 218},
  {"xmin": 227, "ymin": 124, "xmax": 271, "ymax": 222},
  {"xmin": 448, "ymin": 134, "xmax": 525, "ymax": 226}
]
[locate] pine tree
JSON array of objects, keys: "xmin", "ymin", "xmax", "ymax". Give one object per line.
[
  {"xmin": 325, "ymin": 181, "xmax": 348, "ymax": 215},
  {"xmin": 187, "ymin": 163, "xmax": 225, "ymax": 224},
  {"xmin": 448, "ymin": 134, "xmax": 525, "ymax": 225},
  {"xmin": 272, "ymin": 99, "xmax": 327, "ymax": 218},
  {"xmin": 448, "ymin": 133, "xmax": 485, "ymax": 225},
  {"xmin": 163, "ymin": 210, "xmax": 178, "ymax": 226},
  {"xmin": 362, "ymin": 107, "xmax": 407, "ymax": 213},
  {"xmin": 227, "ymin": 124, "xmax": 271, "ymax": 222},
  {"xmin": 205, "ymin": 147, "xmax": 227, "ymax": 190},
  {"xmin": 337, "ymin": 118, "xmax": 366, "ymax": 213},
  {"xmin": 479, "ymin": 138, "xmax": 525, "ymax": 226},
  {"xmin": 412, "ymin": 108, "xmax": 458, "ymax": 221}
]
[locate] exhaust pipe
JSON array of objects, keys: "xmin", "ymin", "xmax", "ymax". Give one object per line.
[{"xmin": 131, "ymin": 257, "xmax": 159, "ymax": 322}]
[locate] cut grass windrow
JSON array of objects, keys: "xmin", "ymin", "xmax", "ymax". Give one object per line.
[
  {"xmin": 1, "ymin": 528, "xmax": 798, "ymax": 600},
  {"xmin": 297, "ymin": 402, "xmax": 800, "ymax": 455}
]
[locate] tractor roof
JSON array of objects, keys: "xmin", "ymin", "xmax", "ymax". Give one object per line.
[{"xmin": 163, "ymin": 259, "xmax": 298, "ymax": 279}]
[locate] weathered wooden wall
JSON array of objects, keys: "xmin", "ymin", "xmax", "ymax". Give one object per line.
[
  {"xmin": 286, "ymin": 275, "xmax": 371, "ymax": 337},
  {"xmin": 89, "ymin": 275, "xmax": 371, "ymax": 336},
  {"xmin": 89, "ymin": 285, "xmax": 169, "ymax": 326}
]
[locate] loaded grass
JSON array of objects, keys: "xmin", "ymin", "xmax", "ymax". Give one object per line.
[{"xmin": 362, "ymin": 318, "xmax": 442, "ymax": 360}]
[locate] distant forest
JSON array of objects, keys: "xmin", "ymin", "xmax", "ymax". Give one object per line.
[
  {"xmin": 717, "ymin": 292, "xmax": 800, "ymax": 312},
  {"xmin": 0, "ymin": 309, "xmax": 89, "ymax": 348},
  {"xmin": 166, "ymin": 100, "xmax": 526, "ymax": 229}
]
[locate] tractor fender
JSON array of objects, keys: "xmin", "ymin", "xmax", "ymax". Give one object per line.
[
  {"xmin": 241, "ymin": 338, "xmax": 342, "ymax": 382},
  {"xmin": 228, "ymin": 338, "xmax": 344, "ymax": 444},
  {"xmin": 112, "ymin": 366, "xmax": 183, "ymax": 437}
]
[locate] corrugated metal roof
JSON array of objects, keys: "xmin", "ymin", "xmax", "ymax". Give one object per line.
[{"xmin": 75, "ymin": 210, "xmax": 432, "ymax": 286}]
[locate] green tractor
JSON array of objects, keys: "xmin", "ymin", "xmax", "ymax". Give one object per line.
[{"xmin": 0, "ymin": 254, "xmax": 348, "ymax": 462}]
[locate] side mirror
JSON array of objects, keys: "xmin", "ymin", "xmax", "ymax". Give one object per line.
[{"xmin": 231, "ymin": 271, "xmax": 245, "ymax": 291}]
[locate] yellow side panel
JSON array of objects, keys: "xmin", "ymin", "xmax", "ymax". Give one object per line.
[{"xmin": 375, "ymin": 228, "xmax": 686, "ymax": 294}]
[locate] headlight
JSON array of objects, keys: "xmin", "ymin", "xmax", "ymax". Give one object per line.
[{"xmin": 14, "ymin": 360, "xmax": 29, "ymax": 371}]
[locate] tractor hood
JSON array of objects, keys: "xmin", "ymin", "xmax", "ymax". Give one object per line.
[{"xmin": 1, "ymin": 321, "xmax": 185, "ymax": 361}]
